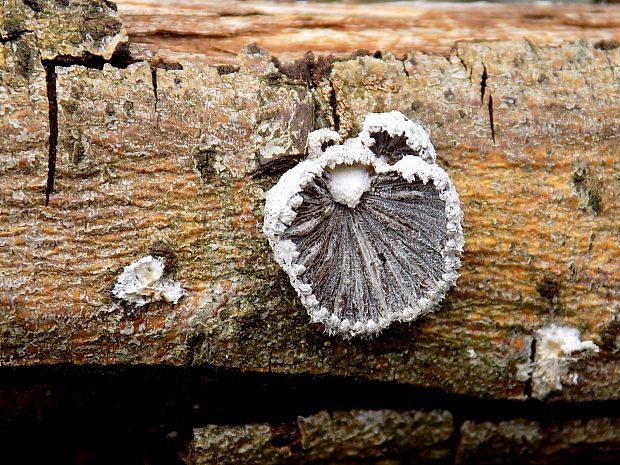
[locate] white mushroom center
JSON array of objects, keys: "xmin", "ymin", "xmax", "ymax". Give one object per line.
[{"xmin": 327, "ymin": 163, "xmax": 372, "ymax": 208}]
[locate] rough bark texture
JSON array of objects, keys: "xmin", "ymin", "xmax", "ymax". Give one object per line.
[
  {"xmin": 192, "ymin": 409, "xmax": 454, "ymax": 465},
  {"xmin": 3, "ymin": 33, "xmax": 618, "ymax": 400},
  {"xmin": 1, "ymin": 0, "xmax": 126, "ymax": 60},
  {"xmin": 455, "ymin": 417, "xmax": 620, "ymax": 465},
  {"xmin": 0, "ymin": 37, "xmax": 48, "ymax": 221},
  {"xmin": 1, "ymin": 1, "xmax": 620, "ymax": 463}
]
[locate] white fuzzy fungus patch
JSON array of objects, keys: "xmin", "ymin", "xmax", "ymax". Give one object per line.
[
  {"xmin": 263, "ymin": 111, "xmax": 463, "ymax": 338},
  {"xmin": 327, "ymin": 163, "xmax": 372, "ymax": 208},
  {"xmin": 532, "ymin": 324, "xmax": 599, "ymax": 399},
  {"xmin": 112, "ymin": 255, "xmax": 186, "ymax": 307},
  {"xmin": 537, "ymin": 325, "xmax": 599, "ymax": 357}
]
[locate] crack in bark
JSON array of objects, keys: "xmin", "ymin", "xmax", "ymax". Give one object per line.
[
  {"xmin": 40, "ymin": 52, "xmax": 135, "ymax": 205},
  {"xmin": 454, "ymin": 48, "xmax": 473, "ymax": 85},
  {"xmin": 44, "ymin": 64, "xmax": 58, "ymax": 206},
  {"xmin": 328, "ymin": 83, "xmax": 340, "ymax": 131},
  {"xmin": 151, "ymin": 66, "xmax": 157, "ymax": 106},
  {"xmin": 38, "ymin": 49, "xmax": 163, "ymax": 205},
  {"xmin": 43, "ymin": 51, "xmax": 134, "ymax": 70},
  {"xmin": 488, "ymin": 93, "xmax": 496, "ymax": 144},
  {"xmin": 478, "ymin": 63, "xmax": 496, "ymax": 144},
  {"xmin": 151, "ymin": 62, "xmax": 182, "ymax": 127},
  {"xmin": 452, "ymin": 52, "xmax": 498, "ymax": 144},
  {"xmin": 480, "ymin": 64, "xmax": 488, "ymax": 104},
  {"xmin": 2, "ymin": 365, "xmax": 618, "ymax": 426}
]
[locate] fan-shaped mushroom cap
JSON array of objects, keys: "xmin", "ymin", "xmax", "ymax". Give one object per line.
[
  {"xmin": 307, "ymin": 128, "xmax": 341, "ymax": 159},
  {"xmin": 361, "ymin": 110, "xmax": 436, "ymax": 164},
  {"xmin": 263, "ymin": 111, "xmax": 463, "ymax": 337}
]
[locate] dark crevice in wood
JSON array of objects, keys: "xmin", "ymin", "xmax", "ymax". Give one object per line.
[
  {"xmin": 41, "ymin": 46, "xmax": 136, "ymax": 206},
  {"xmin": 537, "ymin": 275, "xmax": 560, "ymax": 301},
  {"xmin": 400, "ymin": 57, "xmax": 411, "ymax": 78},
  {"xmin": 479, "ymin": 63, "xmax": 496, "ymax": 143},
  {"xmin": 329, "ymin": 84, "xmax": 340, "ymax": 131},
  {"xmin": 44, "ymin": 64, "xmax": 57, "ymax": 206},
  {"xmin": 151, "ymin": 62, "xmax": 183, "ymax": 118},
  {"xmin": 1, "ymin": 366, "xmax": 619, "ymax": 463},
  {"xmin": 42, "ymin": 46, "xmax": 136, "ymax": 71},
  {"xmin": 1, "ymin": 365, "xmax": 619, "ymax": 430},
  {"xmin": 151, "ymin": 66, "xmax": 158, "ymax": 110},
  {"xmin": 130, "ymin": 30, "xmax": 246, "ymax": 40},
  {"xmin": 480, "ymin": 63, "xmax": 488, "ymax": 104},
  {"xmin": 488, "ymin": 94, "xmax": 496, "ymax": 143},
  {"xmin": 192, "ymin": 149, "xmax": 217, "ymax": 180}
]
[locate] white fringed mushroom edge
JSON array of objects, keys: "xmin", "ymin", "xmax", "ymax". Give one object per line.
[{"xmin": 263, "ymin": 113, "xmax": 464, "ymax": 338}]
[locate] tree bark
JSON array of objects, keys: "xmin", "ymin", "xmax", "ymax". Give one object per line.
[
  {"xmin": 1, "ymin": 0, "xmax": 619, "ymax": 400},
  {"xmin": 1, "ymin": 1, "xmax": 620, "ymax": 462}
]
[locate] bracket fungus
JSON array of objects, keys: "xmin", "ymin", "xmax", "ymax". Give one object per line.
[{"xmin": 263, "ymin": 111, "xmax": 464, "ymax": 337}]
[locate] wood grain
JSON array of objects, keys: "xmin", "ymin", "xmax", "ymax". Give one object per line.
[{"xmin": 116, "ymin": 0, "xmax": 620, "ymax": 64}]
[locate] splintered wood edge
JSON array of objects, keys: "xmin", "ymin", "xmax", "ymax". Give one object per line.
[{"xmin": 115, "ymin": 0, "xmax": 620, "ymax": 65}]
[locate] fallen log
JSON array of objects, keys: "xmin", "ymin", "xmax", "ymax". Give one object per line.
[{"xmin": 1, "ymin": 0, "xmax": 619, "ymax": 463}]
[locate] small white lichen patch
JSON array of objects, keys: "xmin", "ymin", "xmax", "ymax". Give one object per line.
[
  {"xmin": 532, "ymin": 324, "xmax": 599, "ymax": 399},
  {"xmin": 112, "ymin": 255, "xmax": 186, "ymax": 307}
]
